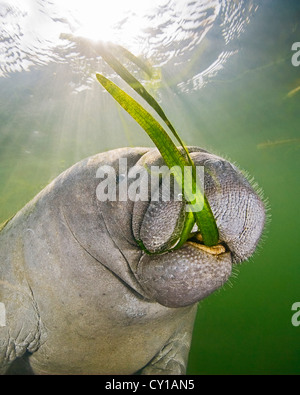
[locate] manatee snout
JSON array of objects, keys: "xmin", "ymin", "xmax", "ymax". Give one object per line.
[{"xmin": 133, "ymin": 149, "xmax": 266, "ymax": 308}]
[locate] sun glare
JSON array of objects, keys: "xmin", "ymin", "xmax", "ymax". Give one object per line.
[{"xmin": 58, "ymin": 0, "xmax": 162, "ymax": 50}]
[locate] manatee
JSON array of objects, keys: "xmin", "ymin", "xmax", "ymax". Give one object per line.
[{"xmin": 0, "ymin": 146, "xmax": 265, "ymax": 375}]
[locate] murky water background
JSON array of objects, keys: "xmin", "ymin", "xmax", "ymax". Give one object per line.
[{"xmin": 0, "ymin": 0, "xmax": 299, "ymax": 374}]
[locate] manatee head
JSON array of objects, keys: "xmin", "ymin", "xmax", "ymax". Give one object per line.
[
  {"xmin": 127, "ymin": 147, "xmax": 266, "ymax": 308},
  {"xmin": 66, "ymin": 147, "xmax": 265, "ymax": 310}
]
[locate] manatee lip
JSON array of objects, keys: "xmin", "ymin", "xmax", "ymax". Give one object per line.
[
  {"xmin": 185, "ymin": 232, "xmax": 230, "ymax": 257},
  {"xmin": 136, "ymin": 237, "xmax": 233, "ymax": 308}
]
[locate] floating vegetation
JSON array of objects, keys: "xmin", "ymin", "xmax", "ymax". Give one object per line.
[
  {"xmin": 285, "ymin": 85, "xmax": 300, "ymax": 99},
  {"xmin": 95, "ymin": 45, "xmax": 219, "ymax": 248},
  {"xmin": 257, "ymin": 138, "xmax": 300, "ymax": 149}
]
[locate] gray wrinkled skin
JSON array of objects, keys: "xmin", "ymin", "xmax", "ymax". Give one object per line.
[{"xmin": 0, "ymin": 147, "xmax": 265, "ymax": 375}]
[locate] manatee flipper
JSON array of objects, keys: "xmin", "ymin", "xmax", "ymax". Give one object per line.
[
  {"xmin": 0, "ymin": 210, "xmax": 46, "ymax": 374},
  {"xmin": 140, "ymin": 305, "xmax": 197, "ymax": 375},
  {"xmin": 0, "ymin": 274, "xmax": 42, "ymax": 374}
]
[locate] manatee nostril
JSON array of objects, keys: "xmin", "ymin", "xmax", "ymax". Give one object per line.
[{"xmin": 205, "ymin": 158, "xmax": 223, "ymax": 168}]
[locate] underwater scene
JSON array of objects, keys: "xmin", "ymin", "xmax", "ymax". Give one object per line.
[{"xmin": 0, "ymin": 0, "xmax": 299, "ymax": 374}]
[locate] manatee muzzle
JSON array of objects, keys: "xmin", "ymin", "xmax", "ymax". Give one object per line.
[{"xmin": 132, "ymin": 150, "xmax": 266, "ymax": 308}]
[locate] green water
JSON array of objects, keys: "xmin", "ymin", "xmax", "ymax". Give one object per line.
[
  {"xmin": 186, "ymin": 3, "xmax": 300, "ymax": 374},
  {"xmin": 0, "ymin": 0, "xmax": 300, "ymax": 374}
]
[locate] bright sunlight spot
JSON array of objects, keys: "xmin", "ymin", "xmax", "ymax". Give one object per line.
[{"xmin": 57, "ymin": 0, "xmax": 165, "ymax": 49}]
